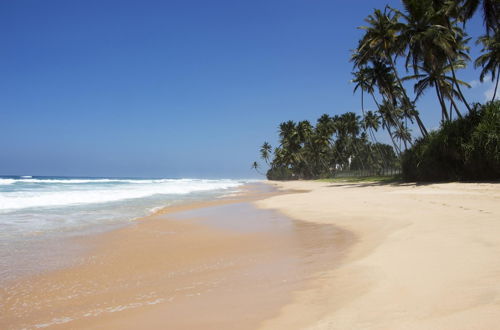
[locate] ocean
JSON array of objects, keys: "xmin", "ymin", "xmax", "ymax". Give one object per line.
[{"xmin": 0, "ymin": 175, "xmax": 250, "ymax": 282}]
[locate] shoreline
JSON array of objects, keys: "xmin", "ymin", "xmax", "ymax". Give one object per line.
[
  {"xmin": 0, "ymin": 182, "xmax": 351, "ymax": 329},
  {"xmin": 0, "ymin": 182, "xmax": 262, "ymax": 286}
]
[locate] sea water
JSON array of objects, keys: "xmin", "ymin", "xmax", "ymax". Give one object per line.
[{"xmin": 0, "ymin": 176, "xmax": 249, "ymax": 282}]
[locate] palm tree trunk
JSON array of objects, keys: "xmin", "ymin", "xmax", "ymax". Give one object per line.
[
  {"xmin": 493, "ymin": 74, "xmax": 499, "ymax": 102},
  {"xmin": 386, "ymin": 124, "xmax": 402, "ymax": 156},
  {"xmin": 330, "ymin": 139, "xmax": 346, "ymax": 171},
  {"xmin": 369, "ymin": 129, "xmax": 389, "ymax": 169},
  {"xmin": 393, "ymin": 118, "xmax": 413, "ymax": 148},
  {"xmin": 351, "ymin": 137, "xmax": 366, "ymax": 171},
  {"xmin": 435, "ymin": 85, "xmax": 450, "ymax": 122},
  {"xmin": 448, "ymin": 58, "xmax": 472, "ymax": 113},
  {"xmin": 371, "ymin": 93, "xmax": 381, "ymax": 110},
  {"xmin": 402, "ymin": 130, "xmax": 408, "ymax": 150},
  {"xmin": 450, "ymin": 97, "xmax": 463, "ymax": 119},
  {"xmin": 370, "ymin": 91, "xmax": 402, "ymax": 158},
  {"xmin": 361, "ymin": 90, "xmax": 365, "ymax": 115},
  {"xmin": 449, "ymin": 100, "xmax": 453, "ymax": 121},
  {"xmin": 387, "ymin": 56, "xmax": 429, "ymax": 137}
]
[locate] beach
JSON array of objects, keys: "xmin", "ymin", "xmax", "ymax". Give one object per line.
[
  {"xmin": 257, "ymin": 181, "xmax": 500, "ymax": 329},
  {"xmin": 1, "ymin": 180, "xmax": 500, "ymax": 329}
]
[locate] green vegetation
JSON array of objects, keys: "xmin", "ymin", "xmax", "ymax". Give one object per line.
[
  {"xmin": 253, "ymin": 0, "xmax": 500, "ymax": 182},
  {"xmin": 257, "ymin": 113, "xmax": 400, "ymax": 180},
  {"xmin": 402, "ymin": 101, "xmax": 500, "ymax": 181}
]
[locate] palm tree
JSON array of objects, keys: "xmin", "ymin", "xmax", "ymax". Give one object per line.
[
  {"xmin": 260, "ymin": 142, "xmax": 272, "ymax": 165},
  {"xmin": 475, "ymin": 30, "xmax": 500, "ymax": 101},
  {"xmin": 363, "ymin": 110, "xmax": 391, "ymax": 169},
  {"xmin": 278, "ymin": 120, "xmax": 298, "ymax": 166},
  {"xmin": 396, "ymin": 0, "xmax": 473, "ymax": 113},
  {"xmin": 378, "ymin": 100, "xmax": 403, "ymax": 155},
  {"xmin": 315, "ymin": 114, "xmax": 339, "ymax": 172},
  {"xmin": 338, "ymin": 112, "xmax": 367, "ymax": 170},
  {"xmin": 394, "ymin": 125, "xmax": 412, "ymax": 150},
  {"xmin": 405, "ymin": 61, "xmax": 470, "ymax": 120},
  {"xmin": 363, "ymin": 111, "xmax": 380, "ymax": 141},
  {"xmin": 355, "ymin": 8, "xmax": 429, "ymax": 137},
  {"xmin": 297, "ymin": 120, "xmax": 313, "ymax": 146},
  {"xmin": 352, "ymin": 67, "xmax": 376, "ymax": 115},
  {"xmin": 447, "ymin": 32, "xmax": 474, "ymax": 113},
  {"xmin": 251, "ymin": 161, "xmax": 264, "ymax": 175},
  {"xmin": 452, "ymin": 0, "xmax": 500, "ymax": 35}
]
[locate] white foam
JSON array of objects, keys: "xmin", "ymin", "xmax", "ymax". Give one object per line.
[
  {"xmin": 0, "ymin": 179, "xmax": 244, "ymax": 212},
  {"xmin": 1, "ymin": 178, "xmax": 180, "ymax": 184}
]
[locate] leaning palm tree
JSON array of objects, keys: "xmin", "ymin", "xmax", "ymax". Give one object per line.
[
  {"xmin": 251, "ymin": 161, "xmax": 264, "ymax": 175},
  {"xmin": 475, "ymin": 30, "xmax": 500, "ymax": 101}
]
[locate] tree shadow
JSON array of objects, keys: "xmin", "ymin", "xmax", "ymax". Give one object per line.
[{"xmin": 324, "ymin": 179, "xmax": 500, "ymax": 189}]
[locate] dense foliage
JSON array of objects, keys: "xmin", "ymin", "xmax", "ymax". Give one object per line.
[
  {"xmin": 402, "ymin": 101, "xmax": 500, "ymax": 181},
  {"xmin": 253, "ymin": 0, "xmax": 499, "ymax": 182},
  {"xmin": 253, "ymin": 113, "xmax": 399, "ymax": 180}
]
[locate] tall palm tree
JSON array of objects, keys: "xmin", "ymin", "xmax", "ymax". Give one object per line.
[
  {"xmin": 363, "ymin": 110, "xmax": 390, "ymax": 169},
  {"xmin": 475, "ymin": 30, "xmax": 500, "ymax": 101},
  {"xmin": 394, "ymin": 125, "xmax": 412, "ymax": 150},
  {"xmin": 260, "ymin": 142, "xmax": 272, "ymax": 165},
  {"xmin": 378, "ymin": 100, "xmax": 403, "ymax": 155},
  {"xmin": 396, "ymin": 0, "xmax": 473, "ymax": 113},
  {"xmin": 338, "ymin": 112, "xmax": 367, "ymax": 170},
  {"xmin": 405, "ymin": 61, "xmax": 470, "ymax": 120},
  {"xmin": 297, "ymin": 120, "xmax": 313, "ymax": 146},
  {"xmin": 355, "ymin": 8, "xmax": 429, "ymax": 137},
  {"xmin": 447, "ymin": 32, "xmax": 474, "ymax": 113},
  {"xmin": 363, "ymin": 111, "xmax": 381, "ymax": 142},
  {"xmin": 315, "ymin": 114, "xmax": 342, "ymax": 171},
  {"xmin": 352, "ymin": 67, "xmax": 376, "ymax": 115},
  {"xmin": 295, "ymin": 120, "xmax": 314, "ymax": 178}
]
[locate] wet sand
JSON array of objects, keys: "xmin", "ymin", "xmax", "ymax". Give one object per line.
[{"xmin": 0, "ymin": 184, "xmax": 350, "ymax": 329}]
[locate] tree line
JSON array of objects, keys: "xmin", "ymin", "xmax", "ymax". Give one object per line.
[
  {"xmin": 252, "ymin": 113, "xmax": 399, "ymax": 180},
  {"xmin": 253, "ymin": 0, "xmax": 499, "ymax": 181}
]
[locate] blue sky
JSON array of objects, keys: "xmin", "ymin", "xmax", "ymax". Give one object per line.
[{"xmin": 0, "ymin": 0, "xmax": 495, "ymax": 178}]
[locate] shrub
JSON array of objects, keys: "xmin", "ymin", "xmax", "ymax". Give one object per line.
[
  {"xmin": 266, "ymin": 166, "xmax": 296, "ymax": 180},
  {"xmin": 402, "ymin": 101, "xmax": 500, "ymax": 181}
]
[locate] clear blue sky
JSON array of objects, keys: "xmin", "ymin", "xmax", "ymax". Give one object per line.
[{"xmin": 0, "ymin": 0, "xmax": 494, "ymax": 178}]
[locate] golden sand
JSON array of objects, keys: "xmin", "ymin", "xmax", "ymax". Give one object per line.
[{"xmin": 256, "ymin": 181, "xmax": 500, "ymax": 330}]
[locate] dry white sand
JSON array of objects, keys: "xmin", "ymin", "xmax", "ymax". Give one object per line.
[{"xmin": 256, "ymin": 181, "xmax": 500, "ymax": 330}]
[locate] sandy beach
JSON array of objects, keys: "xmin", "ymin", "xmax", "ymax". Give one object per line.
[
  {"xmin": 257, "ymin": 181, "xmax": 500, "ymax": 329},
  {"xmin": 0, "ymin": 183, "xmax": 348, "ymax": 329},
  {"xmin": 1, "ymin": 181, "xmax": 499, "ymax": 329}
]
